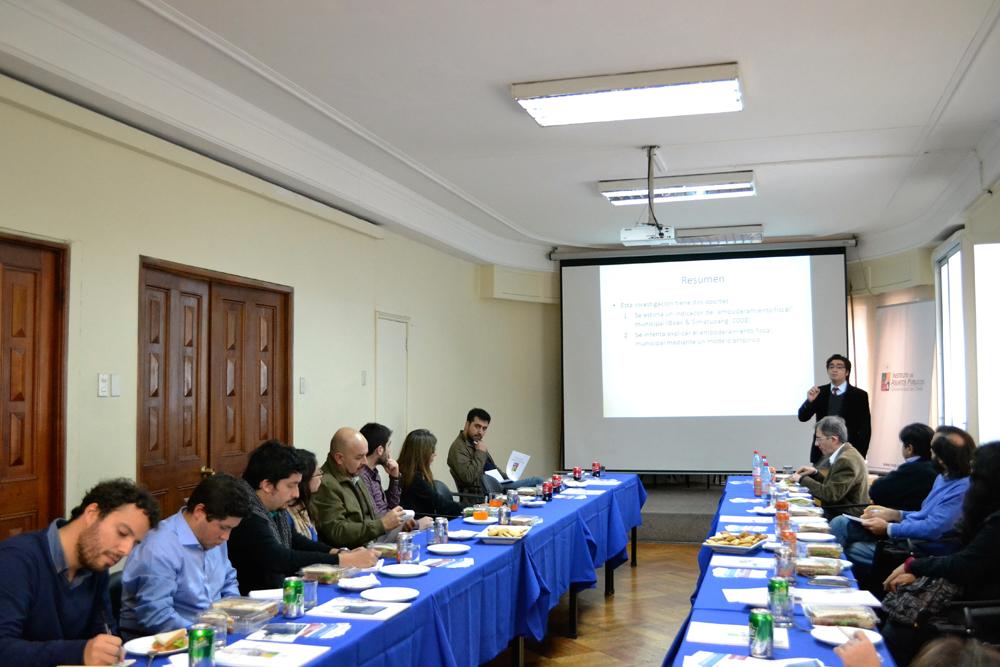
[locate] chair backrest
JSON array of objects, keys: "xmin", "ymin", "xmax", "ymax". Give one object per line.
[
  {"xmin": 433, "ymin": 479, "xmax": 455, "ymax": 501},
  {"xmin": 108, "ymin": 569, "xmax": 124, "ymax": 623}
]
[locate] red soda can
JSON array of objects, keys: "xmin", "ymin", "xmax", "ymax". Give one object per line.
[
  {"xmin": 592, "ymin": 461, "xmax": 601, "ymax": 478},
  {"xmin": 573, "ymin": 466, "xmax": 582, "ymax": 481},
  {"xmin": 552, "ymin": 474, "xmax": 562, "ymax": 492},
  {"xmin": 542, "ymin": 481, "xmax": 553, "ymax": 501}
]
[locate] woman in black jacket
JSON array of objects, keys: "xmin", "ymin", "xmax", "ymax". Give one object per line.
[
  {"xmin": 882, "ymin": 441, "xmax": 1000, "ymax": 664},
  {"xmin": 398, "ymin": 429, "xmax": 466, "ymax": 519}
]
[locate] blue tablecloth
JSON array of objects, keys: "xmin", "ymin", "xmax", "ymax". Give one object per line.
[
  {"xmin": 663, "ymin": 477, "xmax": 895, "ymax": 667},
  {"xmin": 150, "ymin": 473, "xmax": 645, "ymax": 667}
]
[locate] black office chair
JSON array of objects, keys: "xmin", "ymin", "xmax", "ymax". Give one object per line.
[
  {"xmin": 922, "ymin": 599, "xmax": 1000, "ymax": 647},
  {"xmin": 433, "ymin": 480, "xmax": 481, "ymax": 506}
]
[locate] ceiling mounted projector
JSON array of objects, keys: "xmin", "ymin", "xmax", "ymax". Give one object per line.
[{"xmin": 621, "ymin": 224, "xmax": 676, "ymax": 246}]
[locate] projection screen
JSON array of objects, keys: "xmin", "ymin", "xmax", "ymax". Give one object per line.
[{"xmin": 561, "ymin": 248, "xmax": 847, "ymax": 473}]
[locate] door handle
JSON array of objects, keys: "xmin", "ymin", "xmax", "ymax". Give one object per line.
[{"xmin": 200, "ymin": 465, "xmax": 216, "ymax": 478}]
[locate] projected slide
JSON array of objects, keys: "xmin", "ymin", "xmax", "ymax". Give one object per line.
[{"xmin": 600, "ymin": 256, "xmax": 814, "ymax": 418}]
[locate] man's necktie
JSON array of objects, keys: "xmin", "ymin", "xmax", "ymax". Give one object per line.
[{"xmin": 832, "ymin": 387, "xmax": 840, "ymax": 396}]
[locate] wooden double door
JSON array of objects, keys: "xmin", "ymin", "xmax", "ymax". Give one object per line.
[{"xmin": 138, "ymin": 262, "xmax": 291, "ymax": 515}]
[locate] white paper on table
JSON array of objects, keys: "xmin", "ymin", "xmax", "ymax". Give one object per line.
[
  {"xmin": 685, "ymin": 621, "xmax": 789, "ymax": 649},
  {"xmin": 796, "ymin": 587, "xmax": 882, "ymax": 608},
  {"xmin": 505, "ymin": 450, "xmax": 530, "ymax": 481},
  {"xmin": 718, "ymin": 515, "xmax": 773, "ymax": 524},
  {"xmin": 682, "ymin": 651, "xmax": 822, "ymax": 667},
  {"xmin": 563, "ymin": 477, "xmax": 620, "ymax": 486},
  {"xmin": 246, "ymin": 622, "xmax": 326, "ymax": 643},
  {"xmin": 722, "ymin": 587, "xmax": 770, "ymax": 607},
  {"xmin": 167, "ymin": 641, "xmax": 329, "ymax": 667},
  {"xmin": 485, "ymin": 469, "xmax": 505, "ymax": 483},
  {"xmin": 710, "ymin": 554, "xmax": 776, "ymax": 569},
  {"xmin": 309, "ymin": 596, "xmax": 411, "ymax": 621},
  {"xmin": 712, "ymin": 567, "xmax": 769, "ymax": 579},
  {"xmin": 248, "ymin": 588, "xmax": 283, "ymax": 600},
  {"xmin": 553, "ymin": 493, "xmax": 587, "ymax": 500},
  {"xmin": 728, "ymin": 480, "xmax": 753, "ymax": 485},
  {"xmin": 729, "ymin": 498, "xmax": 766, "ymax": 504},
  {"xmin": 571, "ymin": 488, "xmax": 606, "ymax": 495}
]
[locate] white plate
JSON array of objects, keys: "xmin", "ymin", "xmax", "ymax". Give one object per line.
[
  {"xmin": 447, "ymin": 529, "xmax": 479, "ymax": 540},
  {"xmin": 810, "ymin": 626, "xmax": 883, "ymax": 646},
  {"xmin": 702, "ymin": 541, "xmax": 764, "ymax": 555},
  {"xmin": 124, "ymin": 633, "xmax": 188, "ymax": 656},
  {"xmin": 379, "ymin": 563, "xmax": 430, "ymax": 577},
  {"xmin": 521, "ymin": 500, "xmax": 546, "ymax": 507},
  {"xmin": 762, "ymin": 541, "xmax": 783, "ymax": 551},
  {"xmin": 427, "ymin": 542, "xmax": 472, "ymax": 555},
  {"xmin": 463, "ymin": 516, "xmax": 498, "ymax": 525},
  {"xmin": 361, "ymin": 586, "xmax": 420, "ymax": 602},
  {"xmin": 796, "ymin": 532, "xmax": 836, "ymax": 542},
  {"xmin": 337, "ymin": 574, "xmax": 380, "ymax": 591}
]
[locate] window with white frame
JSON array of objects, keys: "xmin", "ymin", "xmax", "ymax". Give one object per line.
[
  {"xmin": 937, "ymin": 246, "xmax": 966, "ymax": 429},
  {"xmin": 975, "ymin": 243, "xmax": 1000, "ymax": 442}
]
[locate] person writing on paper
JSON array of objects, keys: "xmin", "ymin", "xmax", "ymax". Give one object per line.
[
  {"xmin": 789, "ymin": 416, "xmax": 869, "ymax": 519},
  {"xmin": 447, "ymin": 408, "xmax": 544, "ymax": 497},
  {"xmin": 798, "ymin": 354, "xmax": 871, "ymax": 463},
  {"xmin": 358, "ymin": 422, "xmax": 402, "ymax": 515},
  {"xmin": 228, "ymin": 440, "xmax": 377, "ymax": 594},
  {"xmin": 311, "ymin": 427, "xmax": 431, "ymax": 549},
  {"xmin": 829, "ymin": 426, "xmax": 973, "ymax": 573},
  {"xmin": 399, "ymin": 429, "xmax": 466, "ymax": 518},
  {"xmin": 119, "ymin": 473, "xmax": 250, "ymax": 638},
  {"xmin": 0, "ymin": 478, "xmax": 160, "ymax": 667}
]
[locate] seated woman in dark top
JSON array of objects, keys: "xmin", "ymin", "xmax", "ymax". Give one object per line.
[
  {"xmin": 398, "ymin": 429, "xmax": 466, "ymax": 518},
  {"xmin": 882, "ymin": 441, "xmax": 1000, "ymax": 664}
]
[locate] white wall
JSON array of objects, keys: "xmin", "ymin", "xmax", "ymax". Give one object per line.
[{"xmin": 0, "ymin": 75, "xmax": 561, "ymax": 510}]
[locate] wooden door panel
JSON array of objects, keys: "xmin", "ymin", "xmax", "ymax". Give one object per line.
[
  {"xmin": 210, "ymin": 284, "xmax": 288, "ymax": 478},
  {"xmin": 0, "ymin": 241, "xmax": 64, "ymax": 540},
  {"xmin": 138, "ymin": 269, "xmax": 209, "ymax": 516}
]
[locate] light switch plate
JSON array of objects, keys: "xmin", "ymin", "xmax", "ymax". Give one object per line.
[
  {"xmin": 97, "ymin": 373, "xmax": 110, "ymax": 397},
  {"xmin": 110, "ymin": 373, "xmax": 121, "ymax": 397}
]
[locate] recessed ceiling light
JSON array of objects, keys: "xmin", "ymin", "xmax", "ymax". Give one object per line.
[
  {"xmin": 511, "ymin": 63, "xmax": 743, "ymax": 126},
  {"xmin": 599, "ymin": 171, "xmax": 756, "ymax": 206}
]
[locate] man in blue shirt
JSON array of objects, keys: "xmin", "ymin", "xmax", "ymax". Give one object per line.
[
  {"xmin": 120, "ymin": 473, "xmax": 250, "ymax": 637},
  {"xmin": 830, "ymin": 425, "xmax": 975, "ymax": 573},
  {"xmin": 0, "ymin": 478, "xmax": 160, "ymax": 667}
]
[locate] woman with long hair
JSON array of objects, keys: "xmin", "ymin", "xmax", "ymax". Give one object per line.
[
  {"xmin": 398, "ymin": 429, "xmax": 465, "ymax": 518},
  {"xmin": 287, "ymin": 448, "xmax": 324, "ymax": 541},
  {"xmin": 882, "ymin": 441, "xmax": 1000, "ymax": 663}
]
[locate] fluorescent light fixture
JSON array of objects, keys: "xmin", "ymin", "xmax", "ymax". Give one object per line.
[
  {"xmin": 511, "ymin": 63, "xmax": 742, "ymax": 126},
  {"xmin": 599, "ymin": 171, "xmax": 756, "ymax": 206}
]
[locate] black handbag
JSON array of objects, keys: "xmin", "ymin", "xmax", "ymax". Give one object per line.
[{"xmin": 882, "ymin": 576, "xmax": 961, "ymax": 626}]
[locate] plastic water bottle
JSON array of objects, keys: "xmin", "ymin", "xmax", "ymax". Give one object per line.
[
  {"xmin": 760, "ymin": 457, "xmax": 772, "ymax": 502},
  {"xmin": 752, "ymin": 450, "xmax": 762, "ymax": 477}
]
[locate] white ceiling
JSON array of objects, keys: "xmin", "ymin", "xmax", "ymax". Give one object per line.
[{"xmin": 2, "ymin": 0, "xmax": 1000, "ymax": 270}]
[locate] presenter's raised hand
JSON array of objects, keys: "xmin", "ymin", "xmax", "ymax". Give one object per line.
[{"xmin": 807, "ymin": 386, "xmax": 821, "ymax": 402}]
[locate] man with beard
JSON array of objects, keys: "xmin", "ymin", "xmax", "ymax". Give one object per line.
[
  {"xmin": 0, "ymin": 478, "xmax": 160, "ymax": 667},
  {"xmin": 227, "ymin": 440, "xmax": 377, "ymax": 594},
  {"xmin": 119, "ymin": 473, "xmax": 250, "ymax": 637},
  {"xmin": 358, "ymin": 422, "xmax": 401, "ymax": 515},
  {"xmin": 447, "ymin": 408, "xmax": 544, "ymax": 498}
]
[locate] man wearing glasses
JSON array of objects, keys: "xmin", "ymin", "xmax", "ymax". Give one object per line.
[
  {"xmin": 790, "ymin": 416, "xmax": 870, "ymax": 519},
  {"xmin": 798, "ymin": 354, "xmax": 871, "ymax": 464}
]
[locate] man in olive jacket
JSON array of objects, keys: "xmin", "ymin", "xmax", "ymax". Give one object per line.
[
  {"xmin": 789, "ymin": 416, "xmax": 870, "ymax": 519},
  {"xmin": 311, "ymin": 427, "xmax": 426, "ymax": 549}
]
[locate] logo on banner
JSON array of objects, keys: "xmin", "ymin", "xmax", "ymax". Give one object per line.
[{"xmin": 880, "ymin": 369, "xmax": 925, "ymax": 392}]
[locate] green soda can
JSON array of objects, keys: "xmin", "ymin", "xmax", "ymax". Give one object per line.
[
  {"xmin": 187, "ymin": 623, "xmax": 215, "ymax": 667},
  {"xmin": 748, "ymin": 607, "xmax": 773, "ymax": 658},
  {"xmin": 768, "ymin": 576, "xmax": 793, "ymax": 628},
  {"xmin": 283, "ymin": 575, "xmax": 305, "ymax": 618}
]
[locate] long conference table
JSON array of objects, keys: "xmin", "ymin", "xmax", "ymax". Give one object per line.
[
  {"xmin": 662, "ymin": 476, "xmax": 896, "ymax": 666},
  {"xmin": 150, "ymin": 473, "xmax": 646, "ymax": 666}
]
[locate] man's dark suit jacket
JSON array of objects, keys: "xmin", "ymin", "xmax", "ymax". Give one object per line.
[
  {"xmin": 868, "ymin": 457, "xmax": 938, "ymax": 511},
  {"xmin": 798, "ymin": 383, "xmax": 871, "ymax": 463}
]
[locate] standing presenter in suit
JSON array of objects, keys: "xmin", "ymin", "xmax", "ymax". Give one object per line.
[{"xmin": 798, "ymin": 354, "xmax": 871, "ymax": 463}]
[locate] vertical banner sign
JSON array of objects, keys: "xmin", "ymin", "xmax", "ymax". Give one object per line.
[{"xmin": 867, "ymin": 301, "xmax": 936, "ymax": 472}]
